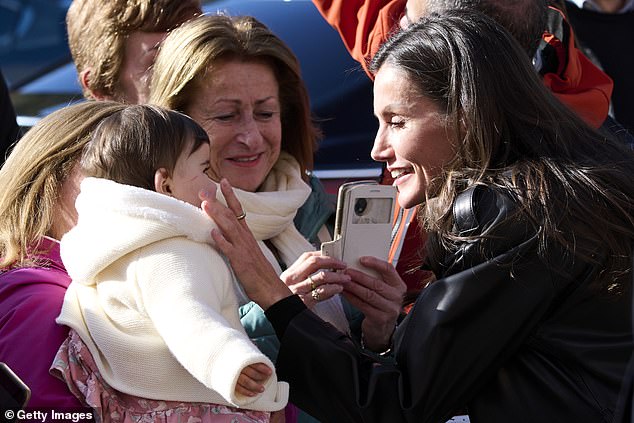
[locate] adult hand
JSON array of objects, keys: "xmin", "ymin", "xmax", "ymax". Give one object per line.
[
  {"xmin": 201, "ymin": 179, "xmax": 292, "ymax": 310},
  {"xmin": 281, "ymin": 251, "xmax": 350, "ymax": 307},
  {"xmin": 343, "ymin": 256, "xmax": 406, "ymax": 352}
]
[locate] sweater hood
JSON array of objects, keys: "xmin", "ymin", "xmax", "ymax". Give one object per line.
[{"xmin": 61, "ymin": 177, "xmax": 217, "ymax": 285}]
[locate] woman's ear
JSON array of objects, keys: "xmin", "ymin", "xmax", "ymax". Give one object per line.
[{"xmin": 154, "ymin": 168, "xmax": 173, "ymax": 196}]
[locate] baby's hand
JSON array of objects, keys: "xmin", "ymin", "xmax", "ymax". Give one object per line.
[
  {"xmin": 235, "ymin": 362, "xmax": 272, "ymax": 397},
  {"xmin": 271, "ymin": 409, "xmax": 286, "ymax": 423}
]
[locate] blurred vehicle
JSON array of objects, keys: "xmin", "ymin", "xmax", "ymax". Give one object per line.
[
  {"xmin": 5, "ymin": 0, "xmax": 382, "ymax": 191},
  {"xmin": 0, "ymin": 0, "xmax": 72, "ymax": 88}
]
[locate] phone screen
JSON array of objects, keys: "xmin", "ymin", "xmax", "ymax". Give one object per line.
[{"xmin": 351, "ymin": 197, "xmax": 393, "ymax": 225}]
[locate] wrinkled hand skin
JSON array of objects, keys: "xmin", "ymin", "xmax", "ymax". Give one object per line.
[
  {"xmin": 343, "ymin": 256, "xmax": 406, "ymax": 352},
  {"xmin": 280, "ymin": 251, "xmax": 350, "ymax": 307}
]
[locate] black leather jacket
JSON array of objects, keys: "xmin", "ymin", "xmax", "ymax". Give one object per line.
[{"xmin": 271, "ymin": 185, "xmax": 632, "ymax": 423}]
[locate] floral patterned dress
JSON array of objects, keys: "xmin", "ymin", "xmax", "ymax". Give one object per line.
[{"xmin": 51, "ymin": 330, "xmax": 272, "ymax": 423}]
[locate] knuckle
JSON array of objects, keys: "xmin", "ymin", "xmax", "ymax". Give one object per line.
[
  {"xmin": 380, "ymin": 260, "xmax": 393, "ymax": 274},
  {"xmin": 363, "ymin": 288, "xmax": 377, "ymax": 303}
]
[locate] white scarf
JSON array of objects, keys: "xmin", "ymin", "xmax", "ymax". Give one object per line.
[{"xmin": 217, "ymin": 152, "xmax": 349, "ymax": 334}]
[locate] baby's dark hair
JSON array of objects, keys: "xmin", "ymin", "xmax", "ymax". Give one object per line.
[{"xmin": 81, "ymin": 104, "xmax": 209, "ymax": 190}]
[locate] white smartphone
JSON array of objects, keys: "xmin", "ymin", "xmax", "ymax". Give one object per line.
[{"xmin": 322, "ymin": 181, "xmax": 396, "ymax": 275}]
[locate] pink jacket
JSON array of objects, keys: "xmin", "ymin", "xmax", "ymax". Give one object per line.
[{"xmin": 0, "ymin": 237, "xmax": 82, "ymax": 409}]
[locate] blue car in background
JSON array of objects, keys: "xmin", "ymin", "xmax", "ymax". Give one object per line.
[
  {"xmin": 0, "ymin": 0, "xmax": 72, "ymax": 87},
  {"xmin": 2, "ymin": 0, "xmax": 382, "ymax": 192}
]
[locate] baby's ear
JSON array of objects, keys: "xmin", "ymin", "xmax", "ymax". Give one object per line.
[{"xmin": 154, "ymin": 168, "xmax": 173, "ymax": 195}]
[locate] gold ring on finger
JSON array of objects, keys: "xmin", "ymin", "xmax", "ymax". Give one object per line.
[
  {"xmin": 311, "ymin": 288, "xmax": 321, "ymax": 302},
  {"xmin": 235, "ymin": 211, "xmax": 246, "ymax": 220},
  {"xmin": 308, "ymin": 275, "xmax": 317, "ymax": 291}
]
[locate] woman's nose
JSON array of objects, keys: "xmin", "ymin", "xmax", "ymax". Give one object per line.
[
  {"xmin": 236, "ymin": 115, "xmax": 264, "ymax": 147},
  {"xmin": 371, "ymin": 128, "xmax": 391, "ymax": 162}
]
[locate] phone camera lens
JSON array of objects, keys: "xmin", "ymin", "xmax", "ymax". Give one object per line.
[{"xmin": 354, "ymin": 198, "xmax": 368, "ymax": 216}]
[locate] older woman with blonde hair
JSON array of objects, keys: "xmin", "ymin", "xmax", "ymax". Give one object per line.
[
  {"xmin": 150, "ymin": 14, "xmax": 317, "ymax": 184},
  {"xmin": 150, "ymin": 15, "xmax": 405, "ymax": 422},
  {"xmin": 0, "ymin": 101, "xmax": 127, "ymax": 408}
]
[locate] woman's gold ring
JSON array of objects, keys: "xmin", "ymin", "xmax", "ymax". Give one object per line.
[
  {"xmin": 311, "ymin": 288, "xmax": 321, "ymax": 302},
  {"xmin": 308, "ymin": 275, "xmax": 317, "ymax": 291},
  {"xmin": 235, "ymin": 212, "xmax": 247, "ymax": 221}
]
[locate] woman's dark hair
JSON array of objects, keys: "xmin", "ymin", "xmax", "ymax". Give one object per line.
[
  {"xmin": 424, "ymin": 0, "xmax": 549, "ymax": 58},
  {"xmin": 370, "ymin": 10, "xmax": 634, "ymax": 291},
  {"xmin": 82, "ymin": 104, "xmax": 209, "ymax": 191}
]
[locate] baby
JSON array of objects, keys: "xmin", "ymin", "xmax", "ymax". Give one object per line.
[{"xmin": 56, "ymin": 104, "xmax": 288, "ymax": 422}]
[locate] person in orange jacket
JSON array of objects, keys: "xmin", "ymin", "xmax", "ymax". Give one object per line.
[{"xmin": 564, "ymin": 0, "xmax": 634, "ymax": 132}]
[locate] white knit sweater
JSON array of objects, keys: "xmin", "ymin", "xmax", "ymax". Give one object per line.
[{"xmin": 57, "ymin": 177, "xmax": 288, "ymax": 411}]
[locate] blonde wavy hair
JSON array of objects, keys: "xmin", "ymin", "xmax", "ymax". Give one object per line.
[
  {"xmin": 0, "ymin": 101, "xmax": 127, "ymax": 268},
  {"xmin": 66, "ymin": 0, "xmax": 201, "ymax": 99},
  {"xmin": 150, "ymin": 14, "xmax": 319, "ymax": 176}
]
